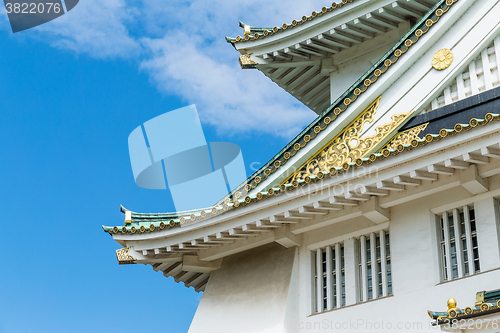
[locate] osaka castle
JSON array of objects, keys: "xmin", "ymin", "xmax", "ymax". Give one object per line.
[{"xmin": 104, "ymin": 0, "xmax": 500, "ymax": 331}]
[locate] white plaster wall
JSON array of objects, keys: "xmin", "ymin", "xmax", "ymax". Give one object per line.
[
  {"xmin": 296, "ymin": 187, "xmax": 500, "ymax": 332},
  {"xmin": 475, "ymin": 197, "xmax": 500, "ymax": 271},
  {"xmin": 283, "ymin": 248, "xmax": 300, "ymax": 333},
  {"xmin": 188, "ymin": 243, "xmax": 296, "ymax": 333},
  {"xmin": 187, "ymin": 185, "xmax": 500, "ymax": 333},
  {"xmin": 329, "ymin": 45, "xmax": 392, "ymax": 105}
]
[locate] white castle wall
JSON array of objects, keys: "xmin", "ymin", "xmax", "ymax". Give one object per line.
[
  {"xmin": 189, "ymin": 181, "xmax": 500, "ymax": 333},
  {"xmin": 298, "ymin": 184, "xmax": 500, "ymax": 332},
  {"xmin": 188, "ymin": 243, "xmax": 297, "ymax": 333}
]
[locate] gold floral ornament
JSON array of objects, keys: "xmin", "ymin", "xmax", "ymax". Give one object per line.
[
  {"xmin": 283, "ymin": 97, "xmax": 414, "ymax": 183},
  {"xmin": 432, "ymin": 48, "xmax": 454, "ymax": 70},
  {"xmin": 239, "ymin": 54, "xmax": 257, "ymax": 69},
  {"xmin": 116, "ymin": 247, "xmax": 136, "ymax": 265},
  {"xmin": 380, "ymin": 123, "xmax": 428, "ymax": 150}
]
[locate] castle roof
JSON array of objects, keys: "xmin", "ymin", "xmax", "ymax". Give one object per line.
[{"xmin": 103, "ymin": 0, "xmax": 457, "ymax": 235}]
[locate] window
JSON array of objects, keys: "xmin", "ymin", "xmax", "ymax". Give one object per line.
[
  {"xmin": 357, "ymin": 231, "xmax": 391, "ymax": 303},
  {"xmin": 439, "ymin": 206, "xmax": 480, "ymax": 281},
  {"xmin": 313, "ymin": 242, "xmax": 345, "ymax": 313}
]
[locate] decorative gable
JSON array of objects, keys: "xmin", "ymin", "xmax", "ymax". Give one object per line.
[{"xmin": 283, "ymin": 97, "xmax": 414, "ymax": 184}]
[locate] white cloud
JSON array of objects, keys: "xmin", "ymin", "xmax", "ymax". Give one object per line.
[
  {"xmin": 141, "ymin": 33, "xmax": 316, "ymax": 138},
  {"xmin": 40, "ymin": 0, "xmax": 140, "ymax": 58},
  {"xmin": 135, "ymin": 0, "xmax": 325, "ymax": 137},
  {"xmin": 6, "ymin": 0, "xmax": 333, "ymax": 136}
]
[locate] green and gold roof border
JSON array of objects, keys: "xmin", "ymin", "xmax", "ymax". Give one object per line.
[
  {"xmin": 225, "ymin": 0, "xmax": 355, "ymax": 44},
  {"xmin": 103, "ymin": 0, "xmax": 458, "ymax": 235},
  {"xmin": 429, "ymin": 290, "xmax": 500, "ymax": 323},
  {"xmin": 379, "ymin": 123, "xmax": 429, "ymax": 151},
  {"xmin": 103, "ymin": 112, "xmax": 499, "ymax": 235}
]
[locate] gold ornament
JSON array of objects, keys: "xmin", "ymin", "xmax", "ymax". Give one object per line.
[
  {"xmin": 283, "ymin": 97, "xmax": 414, "ymax": 183},
  {"xmin": 432, "ymin": 48, "xmax": 454, "ymax": 70},
  {"xmin": 447, "ymin": 298, "xmax": 458, "ymax": 311},
  {"xmin": 380, "ymin": 123, "xmax": 428, "ymax": 150},
  {"xmin": 116, "ymin": 247, "xmax": 136, "ymax": 265},
  {"xmin": 239, "ymin": 54, "xmax": 257, "ymax": 69},
  {"xmin": 243, "ymin": 25, "xmax": 251, "ymax": 36}
]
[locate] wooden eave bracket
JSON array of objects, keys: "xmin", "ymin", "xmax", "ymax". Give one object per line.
[
  {"xmin": 460, "ymin": 164, "xmax": 489, "ymax": 195},
  {"xmin": 361, "ymin": 196, "xmax": 390, "ymax": 223},
  {"xmin": 182, "ymin": 255, "xmax": 222, "ymax": 273},
  {"xmin": 320, "ymin": 58, "xmax": 337, "ymax": 76},
  {"xmin": 274, "ymin": 225, "xmax": 302, "ymax": 248}
]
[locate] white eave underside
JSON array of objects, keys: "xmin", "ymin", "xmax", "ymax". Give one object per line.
[{"xmin": 236, "ymin": 0, "xmax": 439, "ymax": 114}]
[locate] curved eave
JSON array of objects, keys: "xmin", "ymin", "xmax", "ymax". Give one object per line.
[
  {"xmin": 222, "ymin": 0, "xmax": 452, "ymax": 199},
  {"xmin": 104, "ymin": 111, "xmax": 500, "ymax": 272},
  {"xmin": 103, "ymin": 113, "xmax": 500, "ymax": 236},
  {"xmin": 431, "ymin": 304, "xmax": 499, "ymax": 324},
  {"xmin": 227, "ymin": 0, "xmax": 356, "ymax": 46},
  {"xmin": 102, "ymin": 0, "xmax": 458, "ymax": 236},
  {"xmin": 230, "ymin": 0, "xmax": 438, "ymax": 58}
]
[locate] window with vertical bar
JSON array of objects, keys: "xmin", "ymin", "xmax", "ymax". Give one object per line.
[
  {"xmin": 313, "ymin": 242, "xmax": 345, "ymax": 313},
  {"xmin": 439, "ymin": 206, "xmax": 480, "ymax": 282},
  {"xmin": 386, "ymin": 233, "xmax": 392, "ymax": 295},
  {"xmin": 357, "ymin": 231, "xmax": 391, "ymax": 303},
  {"xmin": 340, "ymin": 246, "xmax": 346, "ymax": 306}
]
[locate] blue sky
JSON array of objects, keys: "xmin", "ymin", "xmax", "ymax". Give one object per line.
[{"xmin": 0, "ymin": 1, "xmax": 326, "ymax": 332}]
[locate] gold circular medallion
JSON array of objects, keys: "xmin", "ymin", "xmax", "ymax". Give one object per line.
[{"xmin": 432, "ymin": 48, "xmax": 453, "ymax": 70}]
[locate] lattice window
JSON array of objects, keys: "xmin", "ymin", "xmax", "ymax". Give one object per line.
[
  {"xmin": 439, "ymin": 207, "xmax": 480, "ymax": 282},
  {"xmin": 357, "ymin": 231, "xmax": 391, "ymax": 303},
  {"xmin": 314, "ymin": 243, "xmax": 345, "ymax": 313}
]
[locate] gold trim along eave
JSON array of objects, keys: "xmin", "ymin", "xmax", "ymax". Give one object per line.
[
  {"xmin": 107, "ymin": 112, "xmax": 500, "ymax": 235},
  {"xmin": 230, "ymin": 0, "xmax": 355, "ymax": 44}
]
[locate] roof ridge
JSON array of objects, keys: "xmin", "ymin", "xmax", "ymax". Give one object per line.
[{"xmin": 226, "ymin": 1, "xmax": 355, "ymax": 44}]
